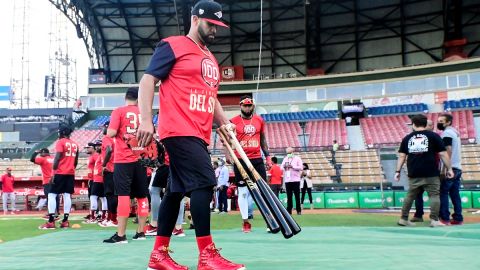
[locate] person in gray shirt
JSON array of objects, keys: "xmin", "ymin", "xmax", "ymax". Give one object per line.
[{"xmin": 437, "ymin": 113, "xmax": 463, "ymax": 225}]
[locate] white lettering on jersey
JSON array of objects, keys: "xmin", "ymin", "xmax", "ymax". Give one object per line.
[
  {"xmin": 243, "ymin": 124, "xmax": 256, "ymax": 136},
  {"xmin": 201, "ymin": 58, "xmax": 219, "ymax": 88},
  {"xmin": 189, "ymin": 94, "xmax": 215, "ymax": 114},
  {"xmin": 407, "ymin": 134, "xmax": 429, "ymax": 153}
]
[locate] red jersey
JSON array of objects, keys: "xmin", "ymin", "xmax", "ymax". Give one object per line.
[
  {"xmin": 93, "ymin": 155, "xmax": 103, "ymax": 183},
  {"xmin": 101, "ymin": 135, "xmax": 115, "ymax": 172},
  {"xmin": 1, "ymin": 174, "xmax": 14, "ymax": 192},
  {"xmin": 87, "ymin": 153, "xmax": 99, "ymax": 180},
  {"xmin": 109, "ymin": 105, "xmax": 140, "ymax": 163},
  {"xmin": 34, "ymin": 155, "xmax": 54, "ymax": 185},
  {"xmin": 268, "ymin": 164, "xmax": 283, "ymax": 185},
  {"xmin": 230, "ymin": 115, "xmax": 265, "ymax": 159},
  {"xmin": 145, "ymin": 36, "xmax": 220, "ymax": 145},
  {"xmin": 55, "ymin": 138, "xmax": 78, "ymax": 175}
]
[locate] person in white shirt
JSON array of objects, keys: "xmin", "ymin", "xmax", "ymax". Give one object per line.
[
  {"xmin": 216, "ymin": 159, "xmax": 229, "ymax": 213},
  {"xmin": 300, "ymin": 163, "xmax": 313, "ymax": 210}
]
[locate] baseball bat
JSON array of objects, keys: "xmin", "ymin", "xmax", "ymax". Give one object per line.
[
  {"xmin": 225, "ymin": 128, "xmax": 301, "ymax": 237},
  {"xmin": 218, "ymin": 131, "xmax": 281, "ymax": 234}
]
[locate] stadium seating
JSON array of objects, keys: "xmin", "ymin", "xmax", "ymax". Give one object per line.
[
  {"xmin": 367, "ymin": 103, "xmax": 428, "ymax": 116},
  {"xmin": 90, "ymin": 115, "xmax": 159, "ymax": 128},
  {"xmin": 361, "ymin": 110, "xmax": 476, "ymax": 147},
  {"xmin": 91, "ymin": 115, "xmax": 110, "ymax": 127},
  {"xmin": 70, "ymin": 129, "xmax": 103, "ymax": 149},
  {"xmin": 305, "ymin": 119, "xmax": 347, "ymax": 147},
  {"xmin": 444, "ymin": 98, "xmax": 480, "ymax": 110},
  {"xmin": 264, "ymin": 122, "xmax": 302, "ymax": 149},
  {"xmin": 261, "ymin": 110, "xmax": 338, "ymax": 122}
]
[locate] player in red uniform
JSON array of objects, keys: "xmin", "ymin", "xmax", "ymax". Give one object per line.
[
  {"xmin": 39, "ymin": 125, "xmax": 79, "ymax": 229},
  {"xmin": 85, "ymin": 141, "xmax": 108, "ymax": 224},
  {"xmin": 103, "ymin": 87, "xmax": 150, "ymax": 243},
  {"xmin": 137, "ymin": 1, "xmax": 245, "ymax": 269},
  {"xmin": 84, "ymin": 142, "xmax": 99, "ymax": 220},
  {"xmin": 229, "ymin": 95, "xmax": 271, "ymax": 233},
  {"xmin": 99, "ymin": 121, "xmax": 118, "ymax": 227},
  {"xmin": 30, "ymin": 148, "xmax": 59, "ymax": 218},
  {"xmin": 1, "ymin": 168, "xmax": 15, "ymax": 215}
]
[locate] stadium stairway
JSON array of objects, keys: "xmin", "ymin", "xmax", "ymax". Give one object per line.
[{"xmin": 346, "ymin": 126, "xmax": 365, "ymax": 150}]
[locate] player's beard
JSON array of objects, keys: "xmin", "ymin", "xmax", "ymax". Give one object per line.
[
  {"xmin": 198, "ymin": 25, "xmax": 215, "ymax": 45},
  {"xmin": 241, "ymin": 109, "xmax": 253, "ymax": 118}
]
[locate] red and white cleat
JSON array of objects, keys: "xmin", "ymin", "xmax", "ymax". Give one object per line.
[
  {"xmin": 60, "ymin": 220, "xmax": 70, "ymax": 228},
  {"xmin": 197, "ymin": 243, "xmax": 245, "ymax": 270},
  {"xmin": 39, "ymin": 221, "xmax": 56, "ymax": 230},
  {"xmin": 147, "ymin": 246, "xmax": 189, "ymax": 270},
  {"xmin": 242, "ymin": 222, "xmax": 251, "ymax": 233},
  {"xmin": 172, "ymin": 228, "xmax": 185, "ymax": 237},
  {"xmin": 145, "ymin": 224, "xmax": 158, "ymax": 236}
]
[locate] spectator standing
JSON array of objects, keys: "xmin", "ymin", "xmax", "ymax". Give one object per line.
[
  {"xmin": 281, "ymin": 147, "xmax": 303, "ymax": 215},
  {"xmin": 438, "ymin": 113, "xmax": 464, "ymax": 225},
  {"xmin": 1, "ymin": 168, "xmax": 15, "ymax": 215},
  {"xmin": 395, "ymin": 114, "xmax": 453, "ymax": 227}
]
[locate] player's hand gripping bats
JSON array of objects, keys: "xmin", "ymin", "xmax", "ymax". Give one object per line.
[{"xmin": 218, "ymin": 128, "xmax": 301, "ymax": 239}]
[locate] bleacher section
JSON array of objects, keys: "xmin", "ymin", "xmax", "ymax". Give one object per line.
[
  {"xmin": 70, "ymin": 129, "xmax": 103, "ymax": 149},
  {"xmin": 261, "ymin": 110, "xmax": 338, "ymax": 122},
  {"xmin": 306, "ymin": 120, "xmax": 347, "ymax": 147},
  {"xmin": 461, "ymin": 144, "xmax": 480, "ymax": 181},
  {"xmin": 367, "ymin": 103, "xmax": 428, "ymax": 116},
  {"xmin": 444, "ymin": 98, "xmax": 480, "ymax": 110},
  {"xmin": 299, "ymin": 150, "xmax": 385, "ymax": 186},
  {"xmin": 360, "ymin": 110, "xmax": 477, "ymax": 147},
  {"xmin": 89, "ymin": 115, "xmax": 110, "ymax": 127},
  {"xmin": 265, "ymin": 122, "xmax": 302, "ymax": 149}
]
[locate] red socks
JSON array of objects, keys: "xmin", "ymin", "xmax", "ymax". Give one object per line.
[
  {"xmin": 154, "ymin": 236, "xmax": 171, "ymax": 250},
  {"xmin": 196, "ymin": 235, "xmax": 213, "ymax": 252}
]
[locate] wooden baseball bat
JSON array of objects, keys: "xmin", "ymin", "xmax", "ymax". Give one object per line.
[
  {"xmin": 225, "ymin": 128, "xmax": 301, "ymax": 237},
  {"xmin": 218, "ymin": 131, "xmax": 281, "ymax": 234}
]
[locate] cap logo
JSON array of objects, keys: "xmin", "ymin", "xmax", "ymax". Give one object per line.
[
  {"xmin": 214, "ymin": 11, "xmax": 222, "ymax": 18},
  {"xmin": 199, "ymin": 8, "xmax": 204, "ymax": 15}
]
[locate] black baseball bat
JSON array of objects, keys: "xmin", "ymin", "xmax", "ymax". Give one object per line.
[
  {"xmin": 225, "ymin": 129, "xmax": 301, "ymax": 238},
  {"xmin": 218, "ymin": 131, "xmax": 281, "ymax": 234}
]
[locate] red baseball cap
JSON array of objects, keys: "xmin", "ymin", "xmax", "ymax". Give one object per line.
[
  {"xmin": 240, "ymin": 97, "xmax": 254, "ymax": 105},
  {"xmin": 192, "ymin": 1, "xmax": 229, "ymax": 28}
]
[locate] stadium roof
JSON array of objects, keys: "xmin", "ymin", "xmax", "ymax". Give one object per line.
[{"xmin": 50, "ymin": 0, "xmax": 480, "ymax": 84}]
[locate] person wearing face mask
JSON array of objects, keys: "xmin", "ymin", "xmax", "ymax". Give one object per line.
[
  {"xmin": 281, "ymin": 147, "xmax": 304, "ymax": 215},
  {"xmin": 229, "ymin": 95, "xmax": 271, "ymax": 233},
  {"xmin": 395, "ymin": 114, "xmax": 454, "ymax": 227},
  {"xmin": 437, "ymin": 113, "xmax": 464, "ymax": 225},
  {"xmin": 300, "ymin": 163, "xmax": 313, "ymax": 210}
]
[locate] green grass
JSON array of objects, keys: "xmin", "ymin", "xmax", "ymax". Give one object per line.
[{"xmin": 0, "ymin": 212, "xmax": 400, "ymax": 243}]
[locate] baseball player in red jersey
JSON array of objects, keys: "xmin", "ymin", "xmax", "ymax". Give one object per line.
[
  {"xmin": 30, "ymin": 148, "xmax": 59, "ymax": 218},
  {"xmin": 229, "ymin": 95, "xmax": 271, "ymax": 233},
  {"xmin": 103, "ymin": 87, "xmax": 150, "ymax": 244},
  {"xmin": 99, "ymin": 121, "xmax": 118, "ymax": 227},
  {"xmin": 84, "ymin": 142, "xmax": 99, "ymax": 220},
  {"xmin": 137, "ymin": 1, "xmax": 245, "ymax": 269},
  {"xmin": 39, "ymin": 125, "xmax": 79, "ymax": 229},
  {"xmin": 85, "ymin": 141, "xmax": 108, "ymax": 224}
]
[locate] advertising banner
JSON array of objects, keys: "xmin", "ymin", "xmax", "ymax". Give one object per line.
[
  {"xmin": 324, "ymin": 192, "xmax": 359, "ymax": 208},
  {"xmin": 358, "ymin": 191, "xmax": 394, "ymax": 208}
]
